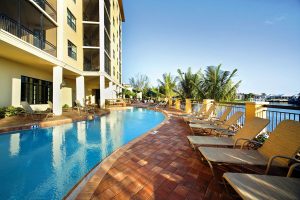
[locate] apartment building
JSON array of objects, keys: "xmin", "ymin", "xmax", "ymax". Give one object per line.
[{"xmin": 0, "ymin": 0, "xmax": 124, "ymax": 115}]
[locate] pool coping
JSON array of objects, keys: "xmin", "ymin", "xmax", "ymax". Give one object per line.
[
  {"xmin": 0, "ymin": 110, "xmax": 110, "ymax": 134},
  {"xmin": 64, "ymin": 107, "xmax": 170, "ymax": 200}
]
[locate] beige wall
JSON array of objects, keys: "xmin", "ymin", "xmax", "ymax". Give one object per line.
[
  {"xmin": 0, "ymin": 58, "xmax": 52, "ymax": 107},
  {"xmin": 62, "ymin": 0, "xmax": 83, "ymax": 70},
  {"xmin": 110, "ymin": 0, "xmax": 122, "ymax": 84},
  {"xmin": 0, "ymin": 57, "xmax": 76, "ymax": 109}
]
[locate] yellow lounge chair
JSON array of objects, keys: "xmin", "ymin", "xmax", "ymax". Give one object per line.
[
  {"xmin": 223, "ymin": 163, "xmax": 300, "ymax": 200},
  {"xmin": 189, "ymin": 111, "xmax": 244, "ymax": 135},
  {"xmin": 187, "ymin": 117, "xmax": 269, "ymax": 149},
  {"xmin": 198, "ymin": 120, "xmax": 300, "ymax": 176}
]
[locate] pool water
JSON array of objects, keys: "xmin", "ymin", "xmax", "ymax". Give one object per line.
[{"xmin": 0, "ymin": 108, "xmax": 165, "ymax": 200}]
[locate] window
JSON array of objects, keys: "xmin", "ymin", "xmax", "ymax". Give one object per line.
[
  {"xmin": 113, "ymin": 34, "xmax": 115, "ymax": 42},
  {"xmin": 68, "ymin": 40, "xmax": 77, "ymax": 60},
  {"xmin": 21, "ymin": 76, "xmax": 53, "ymax": 104},
  {"xmin": 113, "ymin": 66, "xmax": 115, "ymax": 76},
  {"xmin": 73, "ymin": 0, "xmax": 76, "ymax": 3},
  {"xmin": 67, "ymin": 9, "xmax": 76, "ymax": 31},
  {"xmin": 113, "ymin": 50, "xmax": 115, "ymax": 59}
]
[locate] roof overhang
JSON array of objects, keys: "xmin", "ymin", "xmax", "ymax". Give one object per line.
[{"xmin": 118, "ymin": 0, "xmax": 125, "ymax": 22}]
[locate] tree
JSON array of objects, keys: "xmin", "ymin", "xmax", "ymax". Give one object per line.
[
  {"xmin": 129, "ymin": 73, "xmax": 150, "ymax": 93},
  {"xmin": 193, "ymin": 64, "xmax": 241, "ymax": 101},
  {"xmin": 157, "ymin": 73, "xmax": 177, "ymax": 99},
  {"xmin": 176, "ymin": 67, "xmax": 202, "ymax": 99}
]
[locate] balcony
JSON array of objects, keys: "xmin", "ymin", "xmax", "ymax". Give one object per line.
[
  {"xmin": 83, "ymin": 23, "xmax": 99, "ymax": 47},
  {"xmin": 83, "ymin": 0, "xmax": 99, "ymax": 21},
  {"xmin": 33, "ymin": 0, "xmax": 57, "ymax": 21},
  {"xmin": 0, "ymin": 14, "xmax": 57, "ymax": 57},
  {"xmin": 104, "ymin": 54, "xmax": 111, "ymax": 75},
  {"xmin": 83, "ymin": 48, "xmax": 99, "ymax": 71}
]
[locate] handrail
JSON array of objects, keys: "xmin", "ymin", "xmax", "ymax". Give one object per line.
[
  {"xmin": 0, "ymin": 14, "xmax": 57, "ymax": 56},
  {"xmin": 262, "ymin": 104, "xmax": 300, "ymax": 111},
  {"xmin": 33, "ymin": 0, "xmax": 57, "ymax": 21}
]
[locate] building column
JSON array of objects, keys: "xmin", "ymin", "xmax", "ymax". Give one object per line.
[
  {"xmin": 175, "ymin": 99, "xmax": 181, "ymax": 110},
  {"xmin": 11, "ymin": 78, "xmax": 21, "ymax": 106},
  {"xmin": 185, "ymin": 99, "xmax": 192, "ymax": 113},
  {"xmin": 76, "ymin": 76, "xmax": 85, "ymax": 105},
  {"xmin": 245, "ymin": 101, "xmax": 269, "ymax": 122},
  {"xmin": 53, "ymin": 66, "xmax": 63, "ymax": 115},
  {"xmin": 99, "ymin": 75, "xmax": 105, "ymax": 108},
  {"xmin": 202, "ymin": 99, "xmax": 214, "ymax": 112}
]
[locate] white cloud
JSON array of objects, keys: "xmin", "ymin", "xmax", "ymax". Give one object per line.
[{"xmin": 264, "ymin": 15, "xmax": 286, "ymax": 25}]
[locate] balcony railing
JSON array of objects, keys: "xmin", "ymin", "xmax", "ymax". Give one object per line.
[
  {"xmin": 216, "ymin": 102, "xmax": 246, "ymax": 126},
  {"xmin": 256, "ymin": 105, "xmax": 300, "ymax": 132},
  {"xmin": 33, "ymin": 0, "xmax": 57, "ymax": 21},
  {"xmin": 0, "ymin": 14, "xmax": 57, "ymax": 57},
  {"xmin": 83, "ymin": 63, "xmax": 100, "ymax": 71}
]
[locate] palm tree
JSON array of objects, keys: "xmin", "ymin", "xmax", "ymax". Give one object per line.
[
  {"xmin": 129, "ymin": 73, "xmax": 150, "ymax": 92},
  {"xmin": 157, "ymin": 73, "xmax": 177, "ymax": 99},
  {"xmin": 176, "ymin": 67, "xmax": 202, "ymax": 99},
  {"xmin": 193, "ymin": 64, "xmax": 241, "ymax": 101}
]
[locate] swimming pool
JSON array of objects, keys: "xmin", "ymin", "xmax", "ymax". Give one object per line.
[{"xmin": 0, "ymin": 108, "xmax": 165, "ymax": 200}]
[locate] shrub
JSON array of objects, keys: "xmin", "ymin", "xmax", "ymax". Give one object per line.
[
  {"xmin": 0, "ymin": 106, "xmax": 25, "ymax": 118},
  {"xmin": 5, "ymin": 106, "xmax": 25, "ymax": 117},
  {"xmin": 62, "ymin": 104, "xmax": 70, "ymax": 109},
  {"xmin": 0, "ymin": 107, "xmax": 5, "ymax": 118}
]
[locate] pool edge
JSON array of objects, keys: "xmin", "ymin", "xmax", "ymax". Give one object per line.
[{"xmin": 64, "ymin": 108, "xmax": 169, "ymax": 200}]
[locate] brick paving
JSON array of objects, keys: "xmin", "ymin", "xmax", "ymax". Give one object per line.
[{"xmin": 75, "ymin": 108, "xmax": 235, "ymax": 200}]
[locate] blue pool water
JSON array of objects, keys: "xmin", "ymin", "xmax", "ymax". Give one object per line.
[{"xmin": 0, "ymin": 108, "xmax": 165, "ymax": 200}]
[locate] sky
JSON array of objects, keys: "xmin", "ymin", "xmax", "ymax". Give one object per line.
[{"xmin": 121, "ymin": 0, "xmax": 300, "ymax": 95}]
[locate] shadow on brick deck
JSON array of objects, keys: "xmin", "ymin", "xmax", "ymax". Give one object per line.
[{"xmin": 76, "ymin": 108, "xmax": 236, "ymax": 200}]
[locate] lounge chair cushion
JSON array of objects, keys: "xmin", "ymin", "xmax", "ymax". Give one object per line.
[
  {"xmin": 189, "ymin": 123, "xmax": 218, "ymax": 129},
  {"xmin": 187, "ymin": 136, "xmax": 234, "ymax": 146},
  {"xmin": 223, "ymin": 173, "xmax": 300, "ymax": 200},
  {"xmin": 199, "ymin": 147, "xmax": 271, "ymax": 166}
]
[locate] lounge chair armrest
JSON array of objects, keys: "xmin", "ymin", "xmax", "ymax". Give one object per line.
[
  {"xmin": 265, "ymin": 155, "xmax": 298, "ymax": 175},
  {"xmin": 287, "ymin": 163, "xmax": 300, "ymax": 177},
  {"xmin": 233, "ymin": 138, "xmax": 254, "ymax": 148},
  {"xmin": 215, "ymin": 129, "xmax": 236, "ymax": 137}
]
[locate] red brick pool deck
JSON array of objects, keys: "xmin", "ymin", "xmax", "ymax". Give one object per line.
[{"xmin": 75, "ymin": 108, "xmax": 236, "ymax": 200}]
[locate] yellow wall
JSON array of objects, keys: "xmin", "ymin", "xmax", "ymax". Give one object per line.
[
  {"xmin": 0, "ymin": 58, "xmax": 52, "ymax": 107},
  {"xmin": 0, "ymin": 58, "xmax": 76, "ymax": 108},
  {"xmin": 62, "ymin": 0, "xmax": 83, "ymax": 70},
  {"xmin": 110, "ymin": 0, "xmax": 122, "ymax": 83}
]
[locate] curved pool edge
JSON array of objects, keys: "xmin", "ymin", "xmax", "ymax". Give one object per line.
[
  {"xmin": 64, "ymin": 108, "xmax": 169, "ymax": 200},
  {"xmin": 0, "ymin": 110, "xmax": 111, "ymax": 134}
]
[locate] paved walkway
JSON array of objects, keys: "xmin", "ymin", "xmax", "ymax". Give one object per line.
[{"xmin": 76, "ymin": 109, "xmax": 235, "ymax": 200}]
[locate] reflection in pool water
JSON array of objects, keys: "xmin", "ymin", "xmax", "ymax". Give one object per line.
[{"xmin": 0, "ymin": 108, "xmax": 165, "ymax": 200}]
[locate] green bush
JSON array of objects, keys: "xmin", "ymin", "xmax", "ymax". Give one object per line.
[
  {"xmin": 62, "ymin": 104, "xmax": 70, "ymax": 109},
  {"xmin": 255, "ymin": 133, "xmax": 269, "ymax": 143},
  {"xmin": 0, "ymin": 106, "xmax": 25, "ymax": 118},
  {"xmin": 0, "ymin": 107, "xmax": 6, "ymax": 118}
]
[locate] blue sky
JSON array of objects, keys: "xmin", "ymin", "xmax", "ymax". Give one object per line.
[{"xmin": 122, "ymin": 0, "xmax": 300, "ymax": 95}]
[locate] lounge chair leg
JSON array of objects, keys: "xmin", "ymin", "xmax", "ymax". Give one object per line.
[{"xmin": 207, "ymin": 160, "xmax": 216, "ymax": 177}]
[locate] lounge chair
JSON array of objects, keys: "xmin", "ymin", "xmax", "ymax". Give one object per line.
[
  {"xmin": 74, "ymin": 100, "xmax": 95, "ymax": 115},
  {"xmin": 21, "ymin": 101, "xmax": 53, "ymax": 120},
  {"xmin": 198, "ymin": 120, "xmax": 300, "ymax": 176},
  {"xmin": 189, "ymin": 106, "xmax": 232, "ymax": 125},
  {"xmin": 187, "ymin": 117, "xmax": 270, "ymax": 149},
  {"xmin": 189, "ymin": 111, "xmax": 244, "ymax": 135},
  {"xmin": 223, "ymin": 163, "xmax": 300, "ymax": 200},
  {"xmin": 47, "ymin": 101, "xmax": 53, "ymax": 112},
  {"xmin": 183, "ymin": 104, "xmax": 216, "ymax": 122},
  {"xmin": 179, "ymin": 104, "xmax": 205, "ymax": 117}
]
